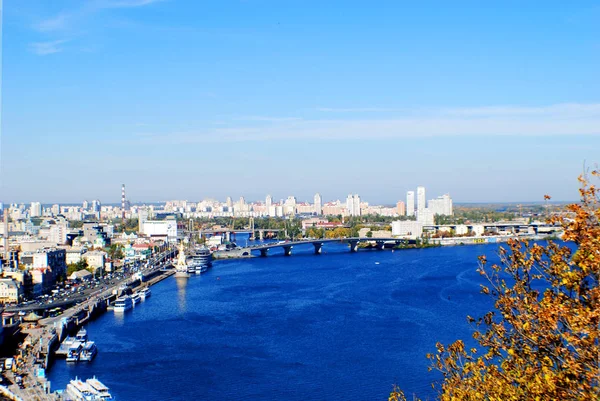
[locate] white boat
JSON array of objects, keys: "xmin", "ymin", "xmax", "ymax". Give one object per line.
[
  {"xmin": 66, "ymin": 341, "xmax": 83, "ymax": 362},
  {"xmin": 75, "ymin": 328, "xmax": 88, "ymax": 342},
  {"xmin": 131, "ymin": 292, "xmax": 141, "ymax": 305},
  {"xmin": 187, "ymin": 246, "xmax": 212, "ymax": 274},
  {"xmin": 80, "ymin": 341, "xmax": 98, "ymax": 362},
  {"xmin": 113, "ymin": 295, "xmax": 133, "ymax": 313},
  {"xmin": 140, "ymin": 287, "xmax": 151, "ymax": 300},
  {"xmin": 86, "ymin": 377, "xmax": 113, "ymax": 400},
  {"xmin": 66, "ymin": 377, "xmax": 113, "ymax": 400}
]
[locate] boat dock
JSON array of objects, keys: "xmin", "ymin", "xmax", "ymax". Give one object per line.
[{"xmin": 0, "ymin": 255, "xmax": 176, "ymax": 400}]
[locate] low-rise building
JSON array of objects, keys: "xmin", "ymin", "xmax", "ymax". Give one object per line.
[
  {"xmin": 70, "ymin": 269, "xmax": 92, "ymax": 281},
  {"xmin": 0, "ymin": 279, "xmax": 22, "ymax": 304},
  {"xmin": 391, "ymin": 221, "xmax": 424, "ymax": 239},
  {"xmin": 84, "ymin": 250, "xmax": 106, "ymax": 273}
]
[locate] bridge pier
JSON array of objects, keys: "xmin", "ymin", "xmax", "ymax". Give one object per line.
[
  {"xmin": 375, "ymin": 241, "xmax": 385, "ymax": 250},
  {"xmin": 260, "ymin": 249, "xmax": 269, "ymax": 257},
  {"xmin": 349, "ymin": 240, "xmax": 359, "ymax": 252},
  {"xmin": 259, "ymin": 230, "xmax": 264, "ymax": 241},
  {"xmin": 283, "ymin": 245, "xmax": 293, "ymax": 256},
  {"xmin": 313, "ymin": 242, "xmax": 323, "ymax": 254},
  {"xmin": 225, "ymin": 232, "xmax": 231, "ymax": 242}
]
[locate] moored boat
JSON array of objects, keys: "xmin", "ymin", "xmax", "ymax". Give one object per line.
[
  {"xmin": 132, "ymin": 292, "xmax": 141, "ymax": 305},
  {"xmin": 113, "ymin": 295, "xmax": 133, "ymax": 313},
  {"xmin": 66, "ymin": 376, "xmax": 113, "ymax": 400},
  {"xmin": 66, "ymin": 342, "xmax": 83, "ymax": 362},
  {"xmin": 140, "ymin": 287, "xmax": 151, "ymax": 300},
  {"xmin": 80, "ymin": 341, "xmax": 98, "ymax": 362},
  {"xmin": 75, "ymin": 328, "xmax": 88, "ymax": 342}
]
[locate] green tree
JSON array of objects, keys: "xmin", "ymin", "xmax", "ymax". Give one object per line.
[
  {"xmin": 391, "ymin": 174, "xmax": 600, "ymax": 400},
  {"xmin": 67, "ymin": 259, "xmax": 89, "ymax": 276}
]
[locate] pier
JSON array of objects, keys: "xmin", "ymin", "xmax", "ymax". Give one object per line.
[{"xmin": 1, "ymin": 248, "xmax": 176, "ymax": 400}]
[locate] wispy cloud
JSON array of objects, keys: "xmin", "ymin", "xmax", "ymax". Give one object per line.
[
  {"xmin": 126, "ymin": 103, "xmax": 600, "ymax": 145},
  {"xmin": 33, "ymin": 0, "xmax": 166, "ymax": 33},
  {"xmin": 29, "ymin": 39, "xmax": 69, "ymax": 55},
  {"xmin": 98, "ymin": 0, "xmax": 167, "ymax": 9},
  {"xmin": 317, "ymin": 107, "xmax": 403, "ymax": 113}
]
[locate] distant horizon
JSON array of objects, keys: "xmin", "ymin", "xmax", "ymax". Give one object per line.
[{"xmin": 2, "ymin": 199, "xmax": 577, "ymax": 208}]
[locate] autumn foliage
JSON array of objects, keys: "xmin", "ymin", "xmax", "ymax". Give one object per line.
[{"xmin": 391, "ymin": 174, "xmax": 600, "ymax": 400}]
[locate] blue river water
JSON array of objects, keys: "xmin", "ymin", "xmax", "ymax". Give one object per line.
[{"xmin": 47, "ymin": 240, "xmax": 506, "ymax": 400}]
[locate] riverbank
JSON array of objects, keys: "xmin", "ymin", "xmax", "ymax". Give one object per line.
[{"xmin": 1, "ymin": 260, "xmax": 176, "ymax": 400}]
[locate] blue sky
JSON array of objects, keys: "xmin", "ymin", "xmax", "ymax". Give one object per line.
[{"xmin": 1, "ymin": 0, "xmax": 599, "ymax": 204}]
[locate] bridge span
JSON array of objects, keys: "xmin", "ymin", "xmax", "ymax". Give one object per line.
[{"xmin": 246, "ymin": 237, "xmax": 414, "ymax": 257}]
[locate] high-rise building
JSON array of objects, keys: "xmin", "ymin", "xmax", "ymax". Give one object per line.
[
  {"xmin": 396, "ymin": 201, "xmax": 406, "ymax": 216},
  {"xmin": 314, "ymin": 193, "xmax": 322, "ymax": 215},
  {"xmin": 265, "ymin": 195, "xmax": 273, "ymax": 217},
  {"xmin": 30, "ymin": 202, "xmax": 42, "ymax": 217},
  {"xmin": 139, "ymin": 208, "xmax": 149, "ymax": 233},
  {"xmin": 82, "ymin": 200, "xmax": 89, "ymax": 210},
  {"xmin": 346, "ymin": 194, "xmax": 361, "ymax": 216},
  {"xmin": 284, "ymin": 196, "xmax": 297, "ymax": 215},
  {"xmin": 428, "ymin": 194, "xmax": 453, "ymax": 216},
  {"xmin": 406, "ymin": 191, "xmax": 415, "ymax": 216},
  {"xmin": 417, "ymin": 186, "xmax": 426, "ymax": 214},
  {"xmin": 51, "ymin": 204, "xmax": 60, "ymax": 216}
]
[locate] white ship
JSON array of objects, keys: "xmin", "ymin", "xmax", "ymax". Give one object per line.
[
  {"xmin": 66, "ymin": 376, "xmax": 113, "ymax": 400},
  {"xmin": 131, "ymin": 292, "xmax": 141, "ymax": 306},
  {"xmin": 66, "ymin": 342, "xmax": 83, "ymax": 363},
  {"xmin": 140, "ymin": 287, "xmax": 151, "ymax": 300},
  {"xmin": 113, "ymin": 295, "xmax": 133, "ymax": 313},
  {"xmin": 186, "ymin": 246, "xmax": 212, "ymax": 274},
  {"xmin": 80, "ymin": 341, "xmax": 98, "ymax": 362}
]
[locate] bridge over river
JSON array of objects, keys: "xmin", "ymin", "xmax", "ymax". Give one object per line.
[{"xmin": 245, "ymin": 237, "xmax": 415, "ymax": 257}]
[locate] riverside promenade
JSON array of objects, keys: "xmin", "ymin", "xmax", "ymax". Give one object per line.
[{"xmin": 1, "ymin": 249, "xmax": 176, "ymax": 400}]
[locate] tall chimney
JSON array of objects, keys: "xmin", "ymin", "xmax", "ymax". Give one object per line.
[
  {"xmin": 121, "ymin": 184, "xmax": 126, "ymax": 220},
  {"xmin": 3, "ymin": 211, "xmax": 8, "ymax": 261}
]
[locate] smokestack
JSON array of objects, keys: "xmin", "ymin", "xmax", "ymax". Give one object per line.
[
  {"xmin": 122, "ymin": 184, "xmax": 126, "ymax": 220},
  {"xmin": 3, "ymin": 211, "xmax": 8, "ymax": 261}
]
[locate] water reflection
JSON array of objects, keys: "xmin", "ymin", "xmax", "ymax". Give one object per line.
[
  {"xmin": 113, "ymin": 310, "xmax": 125, "ymax": 326},
  {"xmin": 175, "ymin": 277, "xmax": 188, "ymax": 313}
]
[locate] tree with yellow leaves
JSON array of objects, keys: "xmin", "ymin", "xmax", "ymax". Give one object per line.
[{"xmin": 391, "ymin": 173, "xmax": 600, "ymax": 400}]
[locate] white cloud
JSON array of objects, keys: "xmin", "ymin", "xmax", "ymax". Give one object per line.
[
  {"xmin": 317, "ymin": 107, "xmax": 402, "ymax": 113},
  {"xmin": 129, "ymin": 103, "xmax": 600, "ymax": 144},
  {"xmin": 29, "ymin": 39, "xmax": 69, "ymax": 55},
  {"xmin": 100, "ymin": 0, "xmax": 167, "ymax": 9},
  {"xmin": 34, "ymin": 0, "xmax": 166, "ymax": 33}
]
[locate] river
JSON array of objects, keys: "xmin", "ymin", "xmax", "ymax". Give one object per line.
[{"xmin": 47, "ymin": 240, "xmax": 505, "ymax": 400}]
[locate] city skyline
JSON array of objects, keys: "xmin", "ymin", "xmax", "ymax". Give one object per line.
[{"xmin": 2, "ymin": 1, "xmax": 599, "ymax": 203}]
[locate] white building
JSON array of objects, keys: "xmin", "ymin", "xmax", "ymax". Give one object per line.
[
  {"xmin": 417, "ymin": 208, "xmax": 435, "ymax": 225},
  {"xmin": 406, "ymin": 191, "xmax": 415, "ymax": 216},
  {"xmin": 0, "ymin": 279, "xmax": 22, "ymax": 304},
  {"xmin": 30, "ymin": 202, "xmax": 42, "ymax": 217},
  {"xmin": 83, "ymin": 251, "xmax": 106, "ymax": 273},
  {"xmin": 455, "ymin": 225, "xmax": 469, "ymax": 235},
  {"xmin": 346, "ymin": 194, "xmax": 361, "ymax": 217},
  {"xmin": 66, "ymin": 248, "xmax": 86, "ymax": 265},
  {"xmin": 428, "ymin": 194, "xmax": 453, "ymax": 216},
  {"xmin": 417, "ymin": 186, "xmax": 426, "ymax": 215},
  {"xmin": 472, "ymin": 225, "xmax": 485, "ymax": 236},
  {"xmin": 391, "ymin": 221, "xmax": 424, "ymax": 238},
  {"xmin": 284, "ymin": 196, "xmax": 297, "ymax": 215},
  {"xmin": 314, "ymin": 193, "xmax": 322, "ymax": 215},
  {"xmin": 265, "ymin": 195, "xmax": 273, "ymax": 216},
  {"xmin": 141, "ymin": 220, "xmax": 178, "ymax": 241},
  {"xmin": 49, "ymin": 223, "xmax": 68, "ymax": 245}
]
